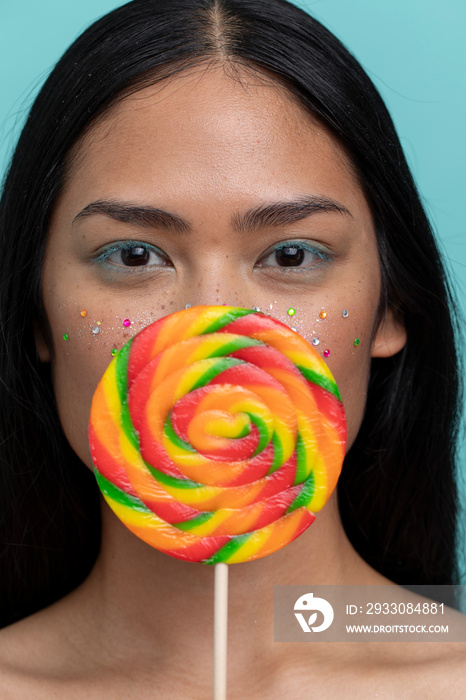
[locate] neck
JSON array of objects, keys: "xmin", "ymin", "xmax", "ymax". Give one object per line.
[{"xmin": 71, "ymin": 493, "xmax": 381, "ymax": 675}]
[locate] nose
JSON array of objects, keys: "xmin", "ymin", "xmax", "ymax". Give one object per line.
[{"xmin": 180, "ymin": 259, "xmax": 250, "ymax": 309}]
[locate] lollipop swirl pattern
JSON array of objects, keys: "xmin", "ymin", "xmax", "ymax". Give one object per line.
[{"xmin": 89, "ymin": 306, "xmax": 346, "ymax": 564}]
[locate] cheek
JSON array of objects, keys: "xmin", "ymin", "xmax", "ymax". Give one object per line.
[
  {"xmin": 332, "ymin": 346, "xmax": 372, "ymax": 451},
  {"xmin": 43, "ymin": 285, "xmax": 165, "ymax": 469},
  {"xmin": 261, "ymin": 301, "xmax": 375, "ymax": 451},
  {"xmin": 44, "ymin": 266, "xmax": 376, "ymax": 468}
]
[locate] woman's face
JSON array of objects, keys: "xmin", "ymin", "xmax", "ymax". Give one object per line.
[{"xmin": 37, "ymin": 67, "xmax": 405, "ymax": 468}]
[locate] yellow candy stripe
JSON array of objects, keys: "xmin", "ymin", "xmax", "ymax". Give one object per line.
[{"xmin": 89, "ymin": 306, "xmax": 346, "ymax": 564}]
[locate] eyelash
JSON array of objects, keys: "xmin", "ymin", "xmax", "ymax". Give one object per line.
[
  {"xmin": 256, "ymin": 240, "xmax": 333, "ymax": 271},
  {"xmin": 92, "ymin": 240, "xmax": 171, "ymax": 270},
  {"xmin": 92, "ymin": 239, "xmax": 333, "ymax": 274}
]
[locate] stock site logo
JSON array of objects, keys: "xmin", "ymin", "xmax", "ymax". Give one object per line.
[{"xmin": 294, "ymin": 592, "xmax": 334, "ymax": 632}]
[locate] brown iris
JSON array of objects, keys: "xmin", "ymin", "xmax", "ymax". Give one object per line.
[
  {"xmin": 275, "ymin": 245, "xmax": 305, "ymax": 267},
  {"xmin": 121, "ymin": 245, "xmax": 151, "ymax": 266}
]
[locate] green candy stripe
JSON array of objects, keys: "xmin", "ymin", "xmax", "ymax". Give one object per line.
[
  {"xmin": 94, "ymin": 468, "xmax": 152, "ymax": 513},
  {"xmin": 145, "ymin": 462, "xmax": 202, "ymax": 490},
  {"xmin": 114, "ymin": 338, "xmax": 140, "ymax": 450},
  {"xmin": 267, "ymin": 432, "xmax": 284, "ymax": 474},
  {"xmin": 250, "ymin": 413, "xmax": 271, "ymax": 456},
  {"xmin": 190, "ymin": 356, "xmax": 244, "ymax": 392},
  {"xmin": 201, "ymin": 307, "xmax": 255, "ymax": 335},
  {"xmin": 206, "ymin": 335, "xmax": 264, "ymax": 358},
  {"xmin": 114, "ymin": 338, "xmax": 133, "ymax": 405},
  {"xmin": 164, "ymin": 412, "xmax": 196, "ymax": 453},
  {"xmin": 235, "ymin": 421, "xmax": 252, "ymax": 439},
  {"xmin": 205, "ymin": 532, "xmax": 252, "ymax": 564},
  {"xmin": 121, "ymin": 401, "xmax": 140, "ymax": 450},
  {"xmin": 174, "ymin": 511, "xmax": 214, "ymax": 531},
  {"xmin": 294, "ymin": 432, "xmax": 308, "ymax": 484},
  {"xmin": 286, "ymin": 473, "xmax": 315, "ymax": 513},
  {"xmin": 296, "ymin": 364, "xmax": 341, "ymax": 400}
]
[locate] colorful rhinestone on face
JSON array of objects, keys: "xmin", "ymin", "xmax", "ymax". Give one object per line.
[
  {"xmin": 123, "ymin": 319, "xmax": 131, "ymax": 328},
  {"xmin": 89, "ymin": 306, "xmax": 346, "ymax": 565},
  {"xmin": 287, "ymin": 308, "xmax": 296, "ymax": 316},
  {"xmin": 319, "ymin": 310, "xmax": 327, "ymax": 319}
]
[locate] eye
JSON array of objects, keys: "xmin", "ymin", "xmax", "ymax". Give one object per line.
[
  {"xmin": 256, "ymin": 241, "xmax": 332, "ymax": 269},
  {"xmin": 120, "ymin": 244, "xmax": 154, "ymax": 267},
  {"xmin": 274, "ymin": 244, "xmax": 305, "ymax": 267},
  {"xmin": 93, "ymin": 241, "xmax": 172, "ymax": 268}
]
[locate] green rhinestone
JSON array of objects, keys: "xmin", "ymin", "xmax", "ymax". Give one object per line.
[
  {"xmin": 63, "ymin": 333, "xmax": 69, "ymax": 341},
  {"xmin": 287, "ymin": 307, "xmax": 296, "ymax": 316},
  {"xmin": 354, "ymin": 338, "xmax": 360, "ymax": 346},
  {"xmin": 111, "ymin": 348, "xmax": 118, "ymax": 357}
]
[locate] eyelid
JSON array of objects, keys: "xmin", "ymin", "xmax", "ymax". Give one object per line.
[
  {"xmin": 256, "ymin": 239, "xmax": 333, "ymax": 265},
  {"xmin": 92, "ymin": 239, "xmax": 170, "ymax": 267}
]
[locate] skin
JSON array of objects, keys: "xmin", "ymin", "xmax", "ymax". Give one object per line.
[
  {"xmin": 1, "ymin": 66, "xmax": 464, "ymax": 699},
  {"xmin": 37, "ymin": 67, "xmax": 402, "ymax": 462}
]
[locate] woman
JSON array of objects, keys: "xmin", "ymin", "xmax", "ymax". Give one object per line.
[{"xmin": 0, "ymin": 0, "xmax": 464, "ymax": 696}]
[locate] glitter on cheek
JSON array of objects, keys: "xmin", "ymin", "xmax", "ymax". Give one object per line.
[
  {"xmin": 111, "ymin": 348, "xmax": 118, "ymax": 357},
  {"xmin": 319, "ymin": 310, "xmax": 327, "ymax": 319},
  {"xmin": 123, "ymin": 319, "xmax": 131, "ymax": 328},
  {"xmin": 63, "ymin": 333, "xmax": 69, "ymax": 341},
  {"xmin": 287, "ymin": 308, "xmax": 296, "ymax": 316},
  {"xmin": 354, "ymin": 338, "xmax": 360, "ymax": 346},
  {"xmin": 311, "ymin": 338, "xmax": 320, "ymax": 346},
  {"xmin": 323, "ymin": 349, "xmax": 330, "ymax": 357},
  {"xmin": 92, "ymin": 326, "xmax": 100, "ymax": 335},
  {"xmin": 342, "ymin": 309, "xmax": 349, "ymax": 318},
  {"xmin": 80, "ymin": 309, "xmax": 87, "ymax": 317}
]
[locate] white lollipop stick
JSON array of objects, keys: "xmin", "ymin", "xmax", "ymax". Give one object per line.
[{"xmin": 213, "ymin": 562, "xmax": 229, "ymax": 699}]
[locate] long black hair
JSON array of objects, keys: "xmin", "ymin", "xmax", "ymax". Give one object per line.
[{"xmin": 0, "ymin": 0, "xmax": 463, "ymax": 627}]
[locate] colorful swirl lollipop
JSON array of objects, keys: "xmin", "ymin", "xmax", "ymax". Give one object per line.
[{"xmin": 89, "ymin": 306, "xmax": 346, "ymax": 564}]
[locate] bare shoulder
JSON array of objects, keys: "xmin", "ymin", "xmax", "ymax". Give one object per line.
[
  {"xmin": 283, "ymin": 576, "xmax": 466, "ymax": 699},
  {"xmin": 0, "ymin": 591, "xmax": 106, "ymax": 699},
  {"xmin": 0, "ymin": 614, "xmax": 53, "ymax": 698},
  {"xmin": 370, "ymin": 639, "xmax": 466, "ymax": 699},
  {"xmin": 361, "ymin": 589, "xmax": 466, "ymax": 699},
  {"xmin": 0, "ymin": 604, "xmax": 74, "ymax": 698}
]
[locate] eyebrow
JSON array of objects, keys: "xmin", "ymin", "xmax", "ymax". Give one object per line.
[
  {"xmin": 232, "ymin": 196, "xmax": 351, "ymax": 232},
  {"xmin": 72, "ymin": 195, "xmax": 351, "ymax": 234},
  {"xmin": 72, "ymin": 200, "xmax": 190, "ymax": 234}
]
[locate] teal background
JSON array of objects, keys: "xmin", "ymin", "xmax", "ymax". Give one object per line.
[{"xmin": 1, "ymin": 1, "xmax": 465, "ymax": 577}]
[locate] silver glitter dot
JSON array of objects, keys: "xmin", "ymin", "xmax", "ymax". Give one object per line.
[
  {"xmin": 253, "ymin": 306, "xmax": 260, "ymax": 312},
  {"xmin": 311, "ymin": 337, "xmax": 320, "ymax": 346},
  {"xmin": 92, "ymin": 326, "xmax": 100, "ymax": 334},
  {"xmin": 291, "ymin": 327, "xmax": 297, "ymax": 332},
  {"xmin": 342, "ymin": 309, "xmax": 349, "ymax": 318},
  {"xmin": 185, "ymin": 303, "xmax": 192, "ymax": 309}
]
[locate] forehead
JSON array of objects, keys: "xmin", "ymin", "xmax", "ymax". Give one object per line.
[{"xmin": 62, "ymin": 65, "xmax": 370, "ymax": 225}]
